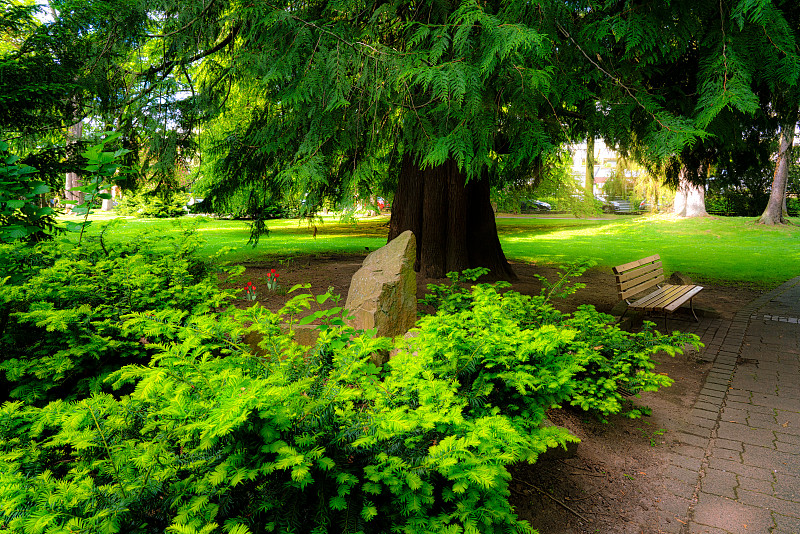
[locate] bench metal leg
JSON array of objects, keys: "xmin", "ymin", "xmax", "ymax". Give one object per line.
[
  {"xmin": 666, "ymin": 299, "xmax": 700, "ymax": 331},
  {"xmin": 664, "ymin": 299, "xmax": 700, "ymax": 331}
]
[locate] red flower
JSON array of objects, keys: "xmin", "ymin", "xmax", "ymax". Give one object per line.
[
  {"xmin": 275, "ymin": 273, "xmax": 279, "ymax": 278},
  {"xmin": 270, "ymin": 268, "xmax": 276, "ymax": 274}
]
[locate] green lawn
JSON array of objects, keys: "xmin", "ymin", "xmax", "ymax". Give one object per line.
[
  {"xmin": 496, "ymin": 214, "xmax": 800, "ymax": 287},
  {"xmin": 67, "ymin": 212, "xmax": 390, "ymax": 262},
  {"xmin": 69, "ymin": 212, "xmax": 800, "ymax": 288}
]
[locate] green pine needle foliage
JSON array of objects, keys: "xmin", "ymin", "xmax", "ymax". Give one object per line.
[
  {"xmin": 0, "ymin": 224, "xmax": 227, "ymax": 405},
  {"xmin": 1, "ymin": 241, "xmax": 699, "ymax": 534},
  {"xmin": 420, "ymin": 263, "xmax": 702, "ymax": 421}
]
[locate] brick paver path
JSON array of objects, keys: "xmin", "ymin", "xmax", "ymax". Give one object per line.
[{"xmin": 657, "ymin": 276, "xmax": 800, "ymax": 534}]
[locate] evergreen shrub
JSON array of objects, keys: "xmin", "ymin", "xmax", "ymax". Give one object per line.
[
  {"xmin": 421, "ymin": 265, "xmax": 700, "ymax": 421},
  {"xmin": 788, "ymin": 197, "xmax": 800, "ymax": 216},
  {"xmin": 0, "ymin": 250, "xmax": 699, "ymax": 534},
  {"xmin": 0, "ymin": 226, "xmax": 229, "ymax": 405},
  {"xmin": 1, "ymin": 286, "xmax": 577, "ymax": 533},
  {"xmin": 704, "ymin": 193, "xmax": 756, "ymax": 215},
  {"xmin": 491, "ymin": 187, "xmax": 529, "ymax": 213},
  {"xmin": 704, "ymin": 190, "xmax": 774, "ymax": 217},
  {"xmin": 705, "ymin": 194, "xmax": 799, "ymax": 217},
  {"xmin": 115, "ymin": 190, "xmax": 190, "ymax": 218}
]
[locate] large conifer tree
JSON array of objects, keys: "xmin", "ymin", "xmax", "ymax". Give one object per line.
[
  {"xmin": 138, "ymin": 0, "xmax": 800, "ymax": 276},
  {"xmin": 187, "ymin": 0, "xmax": 575, "ymax": 278}
]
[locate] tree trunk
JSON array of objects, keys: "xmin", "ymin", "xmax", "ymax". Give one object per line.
[
  {"xmin": 101, "ymin": 191, "xmax": 114, "ymax": 211},
  {"xmin": 64, "ymin": 121, "xmax": 83, "ymax": 210},
  {"xmin": 584, "ymin": 135, "xmax": 595, "ymax": 199},
  {"xmin": 673, "ymin": 166, "xmax": 708, "ymax": 217},
  {"xmin": 652, "ymin": 179, "xmax": 659, "ymax": 213},
  {"xmin": 445, "ymin": 163, "xmax": 469, "ymax": 272},
  {"xmin": 419, "ymin": 161, "xmax": 448, "ymax": 278},
  {"xmin": 389, "ymin": 153, "xmax": 424, "ymax": 269},
  {"xmin": 758, "ymin": 116, "xmax": 796, "ymax": 225},
  {"xmin": 389, "ymin": 156, "xmax": 515, "ymax": 280}
]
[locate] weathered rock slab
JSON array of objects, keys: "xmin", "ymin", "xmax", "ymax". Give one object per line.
[
  {"xmin": 668, "ymin": 271, "xmax": 694, "ymax": 285},
  {"xmin": 345, "ymin": 230, "xmax": 417, "ymax": 341}
]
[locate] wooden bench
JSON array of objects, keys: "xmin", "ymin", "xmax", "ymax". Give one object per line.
[
  {"xmin": 612, "ymin": 255, "xmax": 703, "ymax": 327},
  {"xmin": 612, "ymin": 200, "xmax": 633, "ymax": 213}
]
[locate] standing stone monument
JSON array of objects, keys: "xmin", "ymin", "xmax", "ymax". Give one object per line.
[
  {"xmin": 345, "ymin": 230, "xmax": 417, "ymax": 345},
  {"xmin": 668, "ymin": 271, "xmax": 693, "ymax": 285}
]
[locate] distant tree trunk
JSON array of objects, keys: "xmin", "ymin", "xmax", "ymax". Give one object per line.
[
  {"xmin": 758, "ymin": 115, "xmax": 796, "ymax": 225},
  {"xmin": 101, "ymin": 191, "xmax": 114, "ymax": 211},
  {"xmin": 389, "ymin": 155, "xmax": 515, "ymax": 280},
  {"xmin": 651, "ymin": 177, "xmax": 660, "ymax": 213},
  {"xmin": 584, "ymin": 136, "xmax": 595, "ymax": 198},
  {"xmin": 46, "ymin": 0, "xmax": 58, "ymax": 20},
  {"xmin": 64, "ymin": 121, "xmax": 83, "ymax": 210},
  {"xmin": 673, "ymin": 166, "xmax": 708, "ymax": 217},
  {"xmin": 52, "ymin": 2, "xmax": 86, "ymax": 212}
]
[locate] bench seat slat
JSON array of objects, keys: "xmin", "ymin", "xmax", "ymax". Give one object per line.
[
  {"xmin": 630, "ymin": 286, "xmax": 675, "ymax": 309},
  {"xmin": 631, "ymin": 285, "xmax": 692, "ymax": 310},
  {"xmin": 663, "ymin": 285, "xmax": 704, "ymax": 312}
]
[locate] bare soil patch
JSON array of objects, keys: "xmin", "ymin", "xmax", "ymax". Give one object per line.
[{"xmin": 232, "ymin": 254, "xmax": 762, "ymax": 534}]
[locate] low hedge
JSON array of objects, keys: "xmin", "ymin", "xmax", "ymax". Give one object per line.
[{"xmin": 0, "ymin": 239, "xmax": 699, "ymax": 534}]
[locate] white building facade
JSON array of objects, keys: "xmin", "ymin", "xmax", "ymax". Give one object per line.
[{"xmin": 569, "ymin": 138, "xmax": 619, "ymax": 199}]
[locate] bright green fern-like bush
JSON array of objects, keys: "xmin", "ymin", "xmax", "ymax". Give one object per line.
[
  {"xmin": 421, "ymin": 264, "xmax": 701, "ymax": 421},
  {"xmin": 0, "ymin": 286, "xmax": 580, "ymax": 534},
  {"xmin": 409, "ymin": 283, "xmax": 579, "ymax": 431},
  {"xmin": 0, "ymin": 244, "xmax": 699, "ymax": 533},
  {"xmin": 115, "ymin": 189, "xmax": 190, "ymax": 218},
  {"xmin": 0, "ymin": 226, "xmax": 231, "ymax": 405},
  {"xmin": 564, "ymin": 305, "xmax": 697, "ymax": 420}
]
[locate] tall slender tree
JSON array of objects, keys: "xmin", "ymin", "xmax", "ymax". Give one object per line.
[
  {"xmin": 758, "ymin": 108, "xmax": 798, "ymax": 224},
  {"xmin": 584, "ymin": 135, "xmax": 595, "ymax": 200}
]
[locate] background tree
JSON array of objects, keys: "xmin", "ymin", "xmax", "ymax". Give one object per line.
[
  {"xmin": 757, "ymin": 98, "xmax": 800, "ymax": 224},
  {"xmin": 750, "ymin": 2, "xmax": 800, "ymax": 224},
  {"xmin": 1, "ymin": 0, "xmax": 148, "ymax": 199},
  {"xmin": 703, "ymin": 110, "xmax": 778, "ymax": 215},
  {"xmin": 8, "ymin": 0, "xmax": 800, "ymax": 274},
  {"xmin": 584, "ymin": 135, "xmax": 596, "ymax": 199},
  {"xmin": 597, "ymin": 1, "xmax": 800, "ymax": 220},
  {"xmin": 157, "ymin": 0, "xmax": 785, "ymax": 278}
]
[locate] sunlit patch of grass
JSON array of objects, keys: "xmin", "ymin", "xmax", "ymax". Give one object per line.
[
  {"xmin": 501, "ymin": 214, "xmax": 800, "ymax": 288},
  {"xmin": 61, "ymin": 213, "xmax": 391, "ymax": 263}
]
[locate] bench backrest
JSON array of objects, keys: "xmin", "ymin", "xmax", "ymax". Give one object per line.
[
  {"xmin": 612, "ymin": 254, "xmax": 664, "ymax": 301},
  {"xmin": 613, "ymin": 200, "xmax": 632, "ymax": 212}
]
